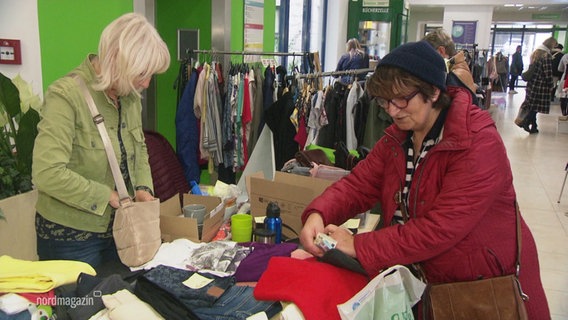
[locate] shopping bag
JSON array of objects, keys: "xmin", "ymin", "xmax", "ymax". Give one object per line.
[
  {"xmin": 521, "ymin": 64, "xmax": 535, "ymax": 82},
  {"xmin": 337, "ymin": 265, "xmax": 426, "ymax": 320},
  {"xmin": 113, "ymin": 198, "xmax": 162, "ymax": 267},
  {"xmin": 514, "ymin": 102, "xmax": 529, "ymax": 127}
]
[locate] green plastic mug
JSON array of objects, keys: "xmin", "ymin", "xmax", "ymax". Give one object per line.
[{"xmin": 231, "ymin": 213, "xmax": 253, "ymax": 242}]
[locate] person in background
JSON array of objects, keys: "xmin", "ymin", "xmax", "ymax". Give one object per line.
[
  {"xmin": 32, "ymin": 13, "xmax": 170, "ymax": 270},
  {"xmin": 299, "ymin": 41, "xmax": 549, "ymax": 318},
  {"xmin": 422, "ymin": 28, "xmax": 479, "ymax": 106},
  {"xmin": 551, "ymin": 44, "xmax": 565, "ymax": 101},
  {"xmin": 556, "ymin": 47, "xmax": 568, "ymax": 119},
  {"xmin": 335, "ymin": 38, "xmax": 370, "ymax": 84},
  {"xmin": 509, "ymin": 45, "xmax": 523, "ymax": 94},
  {"xmin": 521, "ymin": 37, "xmax": 556, "ymax": 134},
  {"xmin": 494, "ymin": 51, "xmax": 509, "ymax": 92}
]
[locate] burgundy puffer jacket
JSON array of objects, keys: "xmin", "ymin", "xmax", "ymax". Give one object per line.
[{"xmin": 302, "ymin": 86, "xmax": 550, "ymax": 318}]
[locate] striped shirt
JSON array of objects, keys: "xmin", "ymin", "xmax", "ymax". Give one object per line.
[{"xmin": 393, "ymin": 107, "xmax": 449, "ymax": 225}]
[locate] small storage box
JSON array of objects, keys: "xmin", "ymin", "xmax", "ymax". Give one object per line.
[{"xmin": 558, "ymin": 119, "xmax": 568, "ymax": 134}]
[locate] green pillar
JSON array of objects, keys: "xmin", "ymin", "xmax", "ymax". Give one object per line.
[{"xmin": 347, "ymin": 0, "xmax": 408, "ymax": 54}]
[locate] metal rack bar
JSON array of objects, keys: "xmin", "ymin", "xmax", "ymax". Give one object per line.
[
  {"xmin": 295, "ymin": 68, "xmax": 375, "ymax": 79},
  {"xmin": 192, "ymin": 49, "xmax": 310, "ymax": 57}
]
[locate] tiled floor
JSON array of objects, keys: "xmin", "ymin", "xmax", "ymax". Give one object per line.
[{"xmin": 490, "ymin": 88, "xmax": 568, "ymax": 320}]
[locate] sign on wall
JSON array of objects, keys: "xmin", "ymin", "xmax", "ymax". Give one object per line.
[
  {"xmin": 244, "ymin": 0, "xmax": 264, "ymax": 63},
  {"xmin": 363, "ymin": 0, "xmax": 389, "ymax": 6},
  {"xmin": 451, "ymin": 21, "xmax": 477, "ymax": 46},
  {"xmin": 177, "ymin": 29, "xmax": 199, "ymax": 62}
]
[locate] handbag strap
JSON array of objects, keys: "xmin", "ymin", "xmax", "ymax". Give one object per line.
[
  {"xmin": 72, "ymin": 74, "xmax": 132, "ymax": 204},
  {"xmin": 401, "ymin": 197, "xmax": 523, "ymax": 278},
  {"xmin": 514, "ymin": 201, "xmax": 522, "ymax": 277}
]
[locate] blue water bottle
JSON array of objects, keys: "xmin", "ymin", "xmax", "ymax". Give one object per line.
[{"xmin": 264, "ymin": 202, "xmax": 282, "ymax": 244}]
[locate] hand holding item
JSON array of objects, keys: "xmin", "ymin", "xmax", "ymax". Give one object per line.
[
  {"xmin": 299, "ymin": 213, "xmax": 326, "ymax": 257},
  {"xmin": 109, "ymin": 190, "xmax": 120, "ymax": 209},
  {"xmin": 135, "ymin": 189, "xmax": 155, "ymax": 202},
  {"xmin": 324, "ymin": 224, "xmax": 356, "ymax": 258}
]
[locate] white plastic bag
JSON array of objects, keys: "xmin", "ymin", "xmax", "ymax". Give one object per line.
[{"xmin": 337, "ymin": 265, "xmax": 426, "ymax": 320}]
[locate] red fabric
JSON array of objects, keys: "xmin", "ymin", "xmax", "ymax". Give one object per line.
[
  {"xmin": 294, "ymin": 114, "xmax": 308, "ymax": 150},
  {"xmin": 253, "ymin": 257, "xmax": 367, "ymax": 320},
  {"xmin": 301, "ymin": 86, "xmax": 550, "ymax": 319},
  {"xmin": 19, "ymin": 290, "xmax": 56, "ymax": 305}
]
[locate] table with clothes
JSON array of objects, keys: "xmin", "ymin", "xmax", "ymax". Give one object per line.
[
  {"xmin": 0, "ymin": 241, "xmax": 376, "ymax": 320},
  {"xmin": 0, "ymin": 215, "xmax": 383, "ymax": 320}
]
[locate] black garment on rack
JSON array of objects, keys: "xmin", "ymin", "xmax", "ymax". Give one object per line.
[
  {"xmin": 354, "ymin": 91, "xmax": 371, "ymax": 146},
  {"xmin": 317, "ymin": 81, "xmax": 350, "ymax": 149},
  {"xmin": 174, "ymin": 60, "xmax": 192, "ymax": 107},
  {"xmin": 264, "ymin": 91, "xmax": 298, "ymax": 170}
]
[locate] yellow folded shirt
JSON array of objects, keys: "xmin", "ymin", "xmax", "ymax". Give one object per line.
[{"xmin": 0, "ymin": 255, "xmax": 96, "ymax": 293}]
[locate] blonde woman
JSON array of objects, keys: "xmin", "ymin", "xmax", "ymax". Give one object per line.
[
  {"xmin": 521, "ymin": 37, "xmax": 556, "ymax": 133},
  {"xmin": 335, "ymin": 38, "xmax": 370, "ymax": 83},
  {"xmin": 32, "ymin": 13, "xmax": 170, "ymax": 270}
]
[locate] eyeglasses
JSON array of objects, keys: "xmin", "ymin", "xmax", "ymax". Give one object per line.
[{"xmin": 375, "ymin": 90, "xmax": 420, "ymax": 110}]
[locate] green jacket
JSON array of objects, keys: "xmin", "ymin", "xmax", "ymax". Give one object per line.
[{"xmin": 32, "ymin": 55, "xmax": 153, "ymax": 233}]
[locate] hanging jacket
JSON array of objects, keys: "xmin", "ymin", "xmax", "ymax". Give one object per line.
[
  {"xmin": 302, "ymin": 86, "xmax": 550, "ymax": 319},
  {"xmin": 176, "ymin": 69, "xmax": 201, "ymax": 185}
]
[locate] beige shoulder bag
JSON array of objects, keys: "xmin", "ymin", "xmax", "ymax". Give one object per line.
[{"xmin": 73, "ymin": 75, "xmax": 161, "ymax": 267}]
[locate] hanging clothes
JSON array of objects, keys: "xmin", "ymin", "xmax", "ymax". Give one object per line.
[
  {"xmin": 345, "ymin": 81, "xmax": 364, "ymax": 150},
  {"xmin": 265, "ymin": 91, "xmax": 298, "ymax": 170},
  {"xmin": 176, "ymin": 69, "xmax": 201, "ymax": 184},
  {"xmin": 249, "ymin": 66, "xmax": 265, "ymax": 156},
  {"xmin": 316, "ymin": 81, "xmax": 349, "ymax": 149}
]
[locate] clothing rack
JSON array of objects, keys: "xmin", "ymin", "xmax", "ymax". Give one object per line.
[
  {"xmin": 192, "ymin": 49, "xmax": 310, "ymax": 57},
  {"xmin": 295, "ymin": 68, "xmax": 375, "ymax": 79}
]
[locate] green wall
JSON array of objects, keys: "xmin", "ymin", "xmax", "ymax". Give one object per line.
[
  {"xmin": 155, "ymin": 0, "xmax": 212, "ymax": 146},
  {"xmin": 229, "ymin": 0, "xmax": 276, "ymax": 61},
  {"xmin": 37, "ymin": 0, "xmax": 275, "ymax": 148},
  {"xmin": 38, "ymin": 0, "xmax": 133, "ymax": 92}
]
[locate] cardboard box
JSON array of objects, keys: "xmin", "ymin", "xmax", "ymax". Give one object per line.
[
  {"xmin": 160, "ymin": 193, "xmax": 224, "ymax": 243},
  {"xmin": 248, "ymin": 171, "xmax": 333, "ymax": 238}
]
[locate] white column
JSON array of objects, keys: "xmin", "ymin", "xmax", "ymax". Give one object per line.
[{"xmin": 324, "ymin": 0, "xmax": 349, "ymax": 72}]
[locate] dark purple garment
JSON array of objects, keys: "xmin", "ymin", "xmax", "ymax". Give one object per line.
[{"xmin": 234, "ymin": 242, "xmax": 298, "ymax": 282}]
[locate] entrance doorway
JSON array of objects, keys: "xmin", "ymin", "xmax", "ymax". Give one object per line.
[{"xmin": 489, "ymin": 24, "xmax": 564, "ymax": 88}]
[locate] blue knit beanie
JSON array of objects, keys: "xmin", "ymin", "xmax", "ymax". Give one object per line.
[{"xmin": 378, "ymin": 41, "xmax": 447, "ymax": 92}]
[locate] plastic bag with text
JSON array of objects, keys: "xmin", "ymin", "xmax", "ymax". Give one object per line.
[{"xmin": 337, "ymin": 265, "xmax": 426, "ymax": 320}]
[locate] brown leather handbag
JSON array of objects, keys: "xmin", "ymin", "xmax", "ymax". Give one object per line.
[
  {"xmin": 425, "ymin": 202, "xmax": 528, "ymax": 320},
  {"xmin": 295, "ymin": 149, "xmax": 332, "ymax": 167}
]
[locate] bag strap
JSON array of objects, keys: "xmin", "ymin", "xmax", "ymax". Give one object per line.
[
  {"xmin": 72, "ymin": 74, "xmax": 132, "ymax": 204},
  {"xmin": 514, "ymin": 200, "xmax": 522, "ymax": 277},
  {"xmin": 402, "ymin": 198, "xmax": 523, "ymax": 280}
]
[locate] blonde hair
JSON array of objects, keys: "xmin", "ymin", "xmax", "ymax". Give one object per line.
[
  {"xmin": 542, "ymin": 37, "xmax": 558, "ymax": 51},
  {"xmin": 346, "ymin": 38, "xmax": 364, "ymax": 58},
  {"xmin": 422, "ymin": 28, "xmax": 456, "ymax": 57},
  {"xmin": 531, "ymin": 37, "xmax": 558, "ymax": 64},
  {"xmin": 93, "ymin": 13, "xmax": 170, "ymax": 97}
]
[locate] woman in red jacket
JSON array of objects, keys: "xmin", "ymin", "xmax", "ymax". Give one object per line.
[{"xmin": 300, "ymin": 41, "xmax": 550, "ymax": 319}]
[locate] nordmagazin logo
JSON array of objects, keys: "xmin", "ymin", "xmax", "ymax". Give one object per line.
[{"xmin": 35, "ymin": 291, "xmax": 99, "ymax": 308}]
